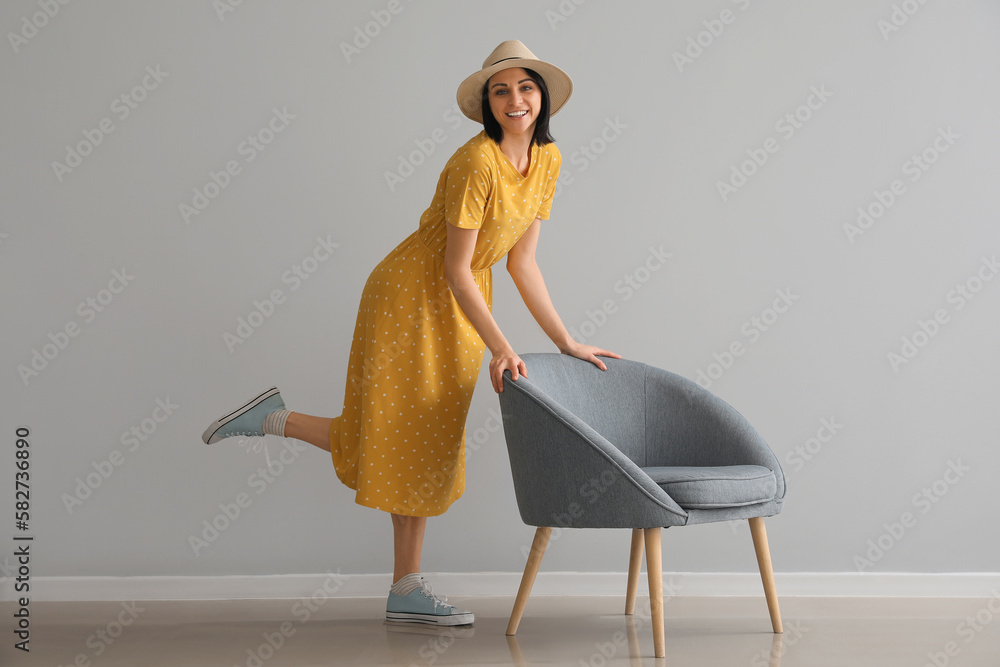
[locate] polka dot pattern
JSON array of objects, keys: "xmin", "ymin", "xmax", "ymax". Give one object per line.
[{"xmin": 329, "ymin": 130, "xmax": 561, "ymax": 517}]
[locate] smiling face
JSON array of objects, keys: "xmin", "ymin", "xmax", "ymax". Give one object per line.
[{"xmin": 486, "ymin": 67, "xmax": 542, "ymax": 139}]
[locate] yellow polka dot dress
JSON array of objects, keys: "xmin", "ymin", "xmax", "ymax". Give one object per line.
[{"xmin": 330, "ymin": 130, "xmax": 562, "ymax": 517}]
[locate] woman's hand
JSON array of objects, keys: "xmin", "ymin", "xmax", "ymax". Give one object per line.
[
  {"xmin": 558, "ymin": 341, "xmax": 622, "ymax": 371},
  {"xmin": 490, "ymin": 348, "xmax": 527, "ymax": 393}
]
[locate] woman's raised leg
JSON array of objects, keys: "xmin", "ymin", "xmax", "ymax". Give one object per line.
[{"xmin": 284, "ymin": 412, "xmax": 334, "ymax": 452}]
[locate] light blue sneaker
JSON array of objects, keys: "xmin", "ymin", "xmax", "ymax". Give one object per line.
[
  {"xmin": 202, "ymin": 387, "xmax": 285, "ymax": 445},
  {"xmin": 386, "ymin": 580, "xmax": 474, "ymax": 626}
]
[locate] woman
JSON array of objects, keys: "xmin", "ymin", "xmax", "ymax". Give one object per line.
[{"xmin": 201, "ymin": 40, "xmax": 619, "ymax": 626}]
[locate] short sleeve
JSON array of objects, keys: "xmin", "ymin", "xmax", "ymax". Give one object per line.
[
  {"xmin": 443, "ymin": 152, "xmax": 493, "ymax": 229},
  {"xmin": 535, "ymin": 147, "xmax": 562, "ymax": 220}
]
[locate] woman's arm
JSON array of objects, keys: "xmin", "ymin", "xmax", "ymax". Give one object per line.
[
  {"xmin": 506, "ymin": 218, "xmax": 621, "ymax": 369},
  {"xmin": 444, "ymin": 222, "xmax": 526, "ymax": 393}
]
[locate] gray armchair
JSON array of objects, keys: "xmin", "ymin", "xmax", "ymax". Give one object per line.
[{"xmin": 498, "ymin": 353, "xmax": 785, "ymax": 658}]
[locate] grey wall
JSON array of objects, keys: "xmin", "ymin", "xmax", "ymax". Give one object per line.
[{"xmin": 2, "ymin": 0, "xmax": 998, "ymax": 584}]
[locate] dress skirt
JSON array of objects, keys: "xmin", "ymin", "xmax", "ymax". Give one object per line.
[{"xmin": 329, "ymin": 230, "xmax": 491, "ymax": 517}]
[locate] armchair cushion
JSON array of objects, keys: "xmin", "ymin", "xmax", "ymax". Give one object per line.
[{"xmin": 641, "ymin": 465, "xmax": 776, "ymax": 510}]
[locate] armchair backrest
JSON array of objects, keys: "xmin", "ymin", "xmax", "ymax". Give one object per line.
[
  {"xmin": 511, "ymin": 354, "xmax": 784, "ymax": 500},
  {"xmin": 640, "ymin": 366, "xmax": 785, "ymax": 499},
  {"xmin": 515, "ymin": 354, "xmax": 650, "ymax": 466}
]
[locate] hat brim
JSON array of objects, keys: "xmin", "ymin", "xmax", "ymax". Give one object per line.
[{"xmin": 457, "ymin": 59, "xmax": 573, "ymax": 124}]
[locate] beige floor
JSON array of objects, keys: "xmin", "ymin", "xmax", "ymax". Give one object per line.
[{"xmin": 2, "ymin": 595, "xmax": 998, "ymax": 666}]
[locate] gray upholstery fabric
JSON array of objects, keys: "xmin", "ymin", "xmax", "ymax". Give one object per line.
[
  {"xmin": 498, "ymin": 354, "xmax": 785, "ymax": 528},
  {"xmin": 510, "ymin": 355, "xmax": 649, "ymax": 465},
  {"xmin": 641, "ymin": 465, "xmax": 776, "ymax": 509},
  {"xmin": 643, "ymin": 365, "xmax": 786, "ymax": 500}
]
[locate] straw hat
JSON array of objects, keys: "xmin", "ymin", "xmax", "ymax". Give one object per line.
[{"xmin": 456, "ymin": 40, "xmax": 573, "ymax": 124}]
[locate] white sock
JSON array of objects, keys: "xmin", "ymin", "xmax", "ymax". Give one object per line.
[
  {"xmin": 262, "ymin": 409, "xmax": 291, "ymax": 437},
  {"xmin": 390, "ymin": 572, "xmax": 423, "ymax": 596}
]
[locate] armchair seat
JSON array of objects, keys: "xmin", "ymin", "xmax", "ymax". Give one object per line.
[{"xmin": 641, "ymin": 465, "xmax": 777, "ymax": 510}]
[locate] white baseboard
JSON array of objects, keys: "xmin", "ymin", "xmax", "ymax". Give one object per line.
[{"xmin": 4, "ymin": 572, "xmax": 1000, "ymax": 602}]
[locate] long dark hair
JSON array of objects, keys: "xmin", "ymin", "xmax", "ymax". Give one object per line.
[{"xmin": 480, "ymin": 67, "xmax": 555, "ymax": 147}]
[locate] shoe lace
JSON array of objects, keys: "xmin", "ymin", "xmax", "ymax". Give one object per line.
[
  {"xmin": 236, "ymin": 435, "xmax": 273, "ymax": 469},
  {"xmin": 419, "ymin": 579, "xmax": 453, "ymax": 611}
]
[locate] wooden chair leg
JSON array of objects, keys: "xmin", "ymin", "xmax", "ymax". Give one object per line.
[
  {"xmin": 643, "ymin": 527, "xmax": 665, "ymax": 658},
  {"xmin": 625, "ymin": 528, "xmax": 644, "ymax": 615},
  {"xmin": 506, "ymin": 526, "xmax": 552, "ymax": 636},
  {"xmin": 748, "ymin": 517, "xmax": 783, "ymax": 634}
]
